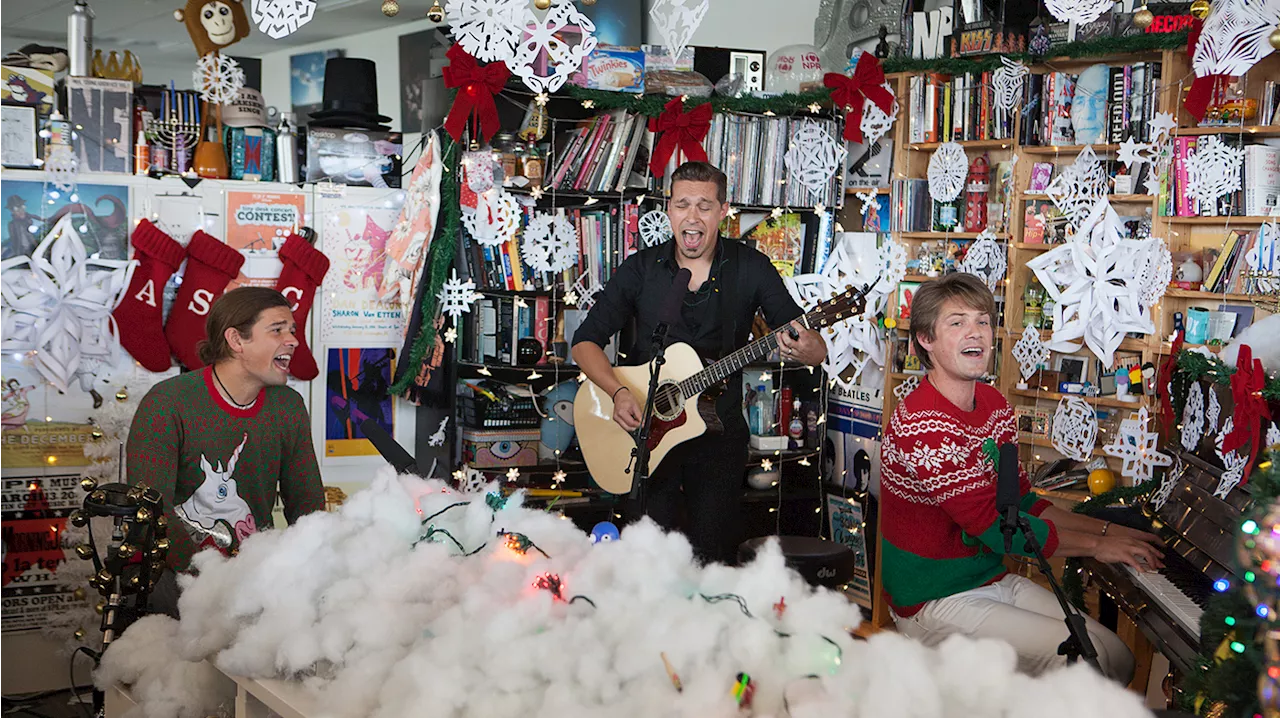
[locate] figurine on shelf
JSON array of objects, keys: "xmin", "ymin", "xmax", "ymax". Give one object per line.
[{"xmin": 963, "ymin": 153, "xmax": 990, "ymax": 233}]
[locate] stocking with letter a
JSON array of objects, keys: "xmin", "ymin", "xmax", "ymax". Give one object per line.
[{"xmin": 112, "ymin": 219, "xmax": 187, "ymax": 372}]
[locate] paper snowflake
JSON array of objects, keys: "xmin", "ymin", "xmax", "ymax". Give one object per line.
[
  {"xmin": 1268, "ymin": 422, "xmax": 1280, "ymax": 449},
  {"xmin": 463, "ymin": 190, "xmax": 521, "ymax": 247},
  {"xmin": 1136, "ymin": 238, "xmax": 1172, "ymax": 309},
  {"xmin": 1185, "ymin": 135, "xmax": 1245, "ymax": 207},
  {"xmin": 1149, "ymin": 113, "xmax": 1177, "ymax": 142},
  {"xmin": 1103, "ymin": 407, "xmax": 1173, "ymax": 484},
  {"xmin": 1045, "ymin": 0, "xmax": 1113, "ymax": 25},
  {"xmin": 522, "ymin": 213, "xmax": 577, "ymax": 273},
  {"xmin": 639, "ymin": 209, "xmax": 672, "ymax": 248},
  {"xmin": 250, "ymin": 0, "xmax": 315, "ymax": 39},
  {"xmin": 1117, "ymin": 136, "xmax": 1154, "ymax": 170},
  {"xmin": 649, "ymin": 0, "xmax": 708, "ymax": 60},
  {"xmin": 785, "ymin": 121, "xmax": 847, "ymax": 192},
  {"xmin": 991, "ymin": 57, "xmax": 1029, "ymax": 112},
  {"xmin": 455, "ymin": 466, "xmax": 489, "ymax": 494},
  {"xmin": 0, "ymin": 215, "xmax": 134, "ymax": 393},
  {"xmin": 1181, "ymin": 382, "xmax": 1206, "ymax": 452},
  {"xmin": 1192, "ymin": 0, "xmax": 1280, "ymax": 78},
  {"xmin": 427, "ymin": 417, "xmax": 449, "ymax": 447},
  {"xmin": 1012, "ymin": 324, "xmax": 1049, "ymax": 382},
  {"xmin": 860, "ymin": 82, "xmax": 898, "ymax": 146},
  {"xmin": 438, "ymin": 269, "xmax": 478, "ymax": 319},
  {"xmin": 959, "ymin": 230, "xmax": 1006, "ymax": 293},
  {"xmin": 893, "ymin": 374, "xmax": 920, "ymax": 400},
  {"xmin": 854, "ymin": 191, "xmax": 878, "ymax": 217},
  {"xmin": 1045, "ymin": 146, "xmax": 1109, "ymax": 230},
  {"xmin": 193, "ymin": 53, "xmax": 246, "ymax": 106},
  {"xmin": 1206, "ymin": 387, "xmax": 1222, "ymax": 433},
  {"xmin": 1214, "ymin": 416, "xmax": 1249, "ymax": 498},
  {"xmin": 567, "ymin": 272, "xmax": 603, "ymax": 311},
  {"xmin": 510, "ymin": 3, "xmax": 598, "ymax": 94},
  {"xmin": 447, "ymin": 0, "xmax": 525, "ymax": 63},
  {"xmin": 927, "ymin": 142, "xmax": 967, "ymax": 203},
  {"xmin": 1051, "ymin": 395, "xmax": 1098, "ymax": 462},
  {"xmin": 1151, "ymin": 456, "xmax": 1185, "ymax": 512}
]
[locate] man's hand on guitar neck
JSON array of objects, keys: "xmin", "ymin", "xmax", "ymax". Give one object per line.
[{"xmin": 777, "ymin": 321, "xmax": 827, "ymax": 366}]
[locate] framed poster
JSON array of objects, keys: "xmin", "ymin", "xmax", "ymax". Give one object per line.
[
  {"xmin": 826, "ymin": 493, "xmax": 872, "ymax": 608},
  {"xmin": 1, "ymin": 104, "xmax": 38, "ymax": 168},
  {"xmin": 1, "ymin": 179, "xmax": 129, "ymax": 260},
  {"xmin": 316, "ymin": 187, "xmax": 407, "ymax": 346},
  {"xmin": 323, "ymin": 347, "xmax": 395, "ymax": 460},
  {"xmin": 225, "ymin": 189, "xmax": 305, "ymax": 253}
]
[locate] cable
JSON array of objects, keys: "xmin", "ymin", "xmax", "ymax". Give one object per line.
[{"xmin": 68, "ymin": 647, "xmax": 98, "ymax": 718}]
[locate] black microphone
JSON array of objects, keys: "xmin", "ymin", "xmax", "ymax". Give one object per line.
[
  {"xmin": 996, "ymin": 442, "xmax": 1021, "ymax": 553},
  {"xmin": 360, "ymin": 418, "xmax": 419, "ymax": 476}
]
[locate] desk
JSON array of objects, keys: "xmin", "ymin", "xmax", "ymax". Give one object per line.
[{"xmin": 107, "ymin": 662, "xmax": 318, "ymax": 718}]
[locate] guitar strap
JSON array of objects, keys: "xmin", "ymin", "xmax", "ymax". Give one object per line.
[{"xmin": 718, "ymin": 238, "xmax": 740, "ymax": 360}]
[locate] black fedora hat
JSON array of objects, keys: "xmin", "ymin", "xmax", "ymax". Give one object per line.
[{"xmin": 308, "ymin": 57, "xmax": 392, "ymax": 126}]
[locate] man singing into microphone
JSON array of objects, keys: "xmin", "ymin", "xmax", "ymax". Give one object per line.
[
  {"xmin": 572, "ymin": 161, "xmax": 826, "ymax": 564},
  {"xmin": 880, "ymin": 273, "xmax": 1164, "ymax": 681}
]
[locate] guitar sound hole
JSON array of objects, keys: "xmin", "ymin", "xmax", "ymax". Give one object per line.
[{"xmin": 653, "ymin": 382, "xmax": 684, "ymax": 421}]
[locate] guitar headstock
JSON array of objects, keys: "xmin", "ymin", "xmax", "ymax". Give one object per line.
[{"xmin": 809, "ymin": 281, "xmax": 876, "ymax": 329}]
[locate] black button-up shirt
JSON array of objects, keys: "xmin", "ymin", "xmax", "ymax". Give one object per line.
[{"xmin": 571, "ymin": 236, "xmax": 804, "ymax": 433}]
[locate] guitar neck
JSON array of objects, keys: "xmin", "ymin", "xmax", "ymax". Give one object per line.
[{"xmin": 677, "ymin": 309, "xmax": 818, "ymax": 397}]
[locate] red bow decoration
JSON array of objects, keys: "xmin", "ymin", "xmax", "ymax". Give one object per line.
[
  {"xmin": 443, "ymin": 44, "xmax": 510, "ymax": 144},
  {"xmin": 824, "ymin": 54, "xmax": 895, "ymax": 144},
  {"xmin": 1158, "ymin": 330, "xmax": 1183, "ymax": 440},
  {"xmin": 1183, "ymin": 19, "xmax": 1226, "ymax": 122},
  {"xmin": 648, "ymin": 97, "xmax": 712, "ymax": 177},
  {"xmin": 1222, "ymin": 344, "xmax": 1271, "ymax": 480}
]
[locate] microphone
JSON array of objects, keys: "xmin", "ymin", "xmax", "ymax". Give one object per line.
[
  {"xmin": 995, "ymin": 442, "xmax": 1021, "ymax": 553},
  {"xmin": 360, "ymin": 418, "xmax": 419, "ymax": 476}
]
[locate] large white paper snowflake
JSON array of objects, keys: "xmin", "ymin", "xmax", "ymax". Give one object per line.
[
  {"xmin": 1012, "ymin": 324, "xmax": 1049, "ymax": 383},
  {"xmin": 1214, "ymin": 416, "xmax": 1249, "ymax": 498},
  {"xmin": 438, "ymin": 269, "xmax": 478, "ymax": 319},
  {"xmin": 1026, "ymin": 198, "xmax": 1161, "ymax": 367},
  {"xmin": 1051, "ymin": 395, "xmax": 1098, "ymax": 462},
  {"xmin": 1206, "ymin": 387, "xmax": 1222, "ymax": 434},
  {"xmin": 992, "ymin": 56, "xmax": 1029, "ymax": 112},
  {"xmin": 860, "ymin": 82, "xmax": 898, "ymax": 146},
  {"xmin": 567, "ymin": 272, "xmax": 603, "ymax": 311},
  {"xmin": 1045, "ymin": 146, "xmax": 1109, "ymax": 230},
  {"xmin": 463, "ymin": 190, "xmax": 521, "ymax": 247},
  {"xmin": 1185, "ymin": 135, "xmax": 1245, "ymax": 207},
  {"xmin": 1151, "ymin": 456, "xmax": 1185, "ymax": 511},
  {"xmin": 1245, "ymin": 221, "xmax": 1279, "ymax": 294},
  {"xmin": 0, "ymin": 215, "xmax": 134, "ymax": 393},
  {"xmin": 1181, "ymin": 382, "xmax": 1206, "ymax": 452},
  {"xmin": 1192, "ymin": 0, "xmax": 1280, "ymax": 78},
  {"xmin": 1136, "ymin": 238, "xmax": 1172, "ymax": 309},
  {"xmin": 251, "ymin": 0, "xmax": 316, "ymax": 39},
  {"xmin": 893, "ymin": 374, "xmax": 920, "ymax": 400},
  {"xmin": 510, "ymin": 3, "xmax": 598, "ymax": 94},
  {"xmin": 1045, "ymin": 0, "xmax": 1113, "ymax": 25},
  {"xmin": 1103, "ymin": 407, "xmax": 1173, "ymax": 484},
  {"xmin": 447, "ymin": 0, "xmax": 525, "ymax": 63},
  {"xmin": 193, "ymin": 53, "xmax": 246, "ymax": 106},
  {"xmin": 639, "ymin": 209, "xmax": 672, "ymax": 248},
  {"xmin": 649, "ymin": 0, "xmax": 708, "ymax": 60},
  {"xmin": 927, "ymin": 142, "xmax": 967, "ymax": 203},
  {"xmin": 785, "ymin": 121, "xmax": 847, "ymax": 192},
  {"xmin": 522, "ymin": 213, "xmax": 577, "ymax": 273},
  {"xmin": 959, "ymin": 230, "xmax": 1006, "ymax": 293}
]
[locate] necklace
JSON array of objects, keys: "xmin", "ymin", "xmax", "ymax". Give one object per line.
[{"xmin": 212, "ymin": 367, "xmax": 256, "ymax": 409}]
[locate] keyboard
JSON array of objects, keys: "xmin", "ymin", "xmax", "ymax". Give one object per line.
[{"xmin": 1121, "ymin": 553, "xmax": 1207, "ymax": 639}]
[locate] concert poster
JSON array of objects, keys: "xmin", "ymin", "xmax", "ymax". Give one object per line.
[
  {"xmin": 1, "ymin": 473, "xmax": 83, "ymax": 631},
  {"xmin": 225, "ymin": 189, "xmax": 306, "ymax": 254},
  {"xmin": 323, "ymin": 348, "xmax": 395, "ymax": 459},
  {"xmin": 316, "ymin": 190, "xmax": 406, "ymax": 346},
  {"xmin": 826, "ymin": 494, "xmax": 872, "ymax": 608}
]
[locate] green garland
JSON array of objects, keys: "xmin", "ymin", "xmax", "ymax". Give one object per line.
[
  {"xmin": 1176, "ymin": 349, "xmax": 1280, "ymax": 404},
  {"xmin": 563, "ymin": 84, "xmax": 833, "ymax": 117},
  {"xmin": 881, "ymin": 30, "xmax": 1190, "ymax": 75}
]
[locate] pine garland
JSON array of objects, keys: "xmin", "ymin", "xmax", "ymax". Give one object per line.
[
  {"xmin": 563, "ymin": 84, "xmax": 834, "ymax": 117},
  {"xmin": 881, "ymin": 30, "xmax": 1190, "ymax": 75}
]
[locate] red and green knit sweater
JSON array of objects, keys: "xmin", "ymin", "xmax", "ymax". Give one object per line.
[
  {"xmin": 880, "ymin": 377, "xmax": 1059, "ymax": 616},
  {"xmin": 126, "ymin": 367, "xmax": 325, "ymax": 571}
]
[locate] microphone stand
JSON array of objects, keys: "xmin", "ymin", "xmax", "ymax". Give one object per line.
[{"xmin": 627, "ymin": 320, "xmax": 671, "ymax": 516}]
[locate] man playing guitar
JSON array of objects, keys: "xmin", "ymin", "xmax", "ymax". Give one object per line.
[{"xmin": 571, "ymin": 161, "xmax": 827, "ymax": 564}]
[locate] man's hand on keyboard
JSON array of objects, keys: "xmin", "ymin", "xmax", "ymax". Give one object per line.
[
  {"xmin": 1094, "ymin": 536, "xmax": 1166, "ymax": 572},
  {"xmin": 1109, "ymin": 524, "xmax": 1165, "ymax": 549}
]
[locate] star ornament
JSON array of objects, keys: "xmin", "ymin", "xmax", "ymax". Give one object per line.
[
  {"xmin": 1103, "ymin": 407, "xmax": 1173, "ymax": 483},
  {"xmin": 1117, "ymin": 136, "xmax": 1153, "ymax": 170},
  {"xmin": 0, "ymin": 215, "xmax": 135, "ymax": 393},
  {"xmin": 443, "ymin": 326, "xmax": 458, "ymax": 343},
  {"xmin": 1149, "ymin": 112, "xmax": 1177, "ymax": 142},
  {"xmin": 506, "ymin": 467, "xmax": 520, "ymax": 483}
]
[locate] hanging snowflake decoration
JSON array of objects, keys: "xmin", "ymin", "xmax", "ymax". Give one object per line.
[
  {"xmin": 510, "ymin": 3, "xmax": 598, "ymax": 94},
  {"xmin": 1103, "ymin": 407, "xmax": 1173, "ymax": 484},
  {"xmin": 454, "ymin": 466, "xmax": 490, "ymax": 494},
  {"xmin": 447, "ymin": 0, "xmax": 525, "ymax": 63},
  {"xmin": 854, "ymin": 191, "xmax": 878, "ymax": 217},
  {"xmin": 991, "ymin": 57, "xmax": 1029, "ymax": 112},
  {"xmin": 1051, "ymin": 395, "xmax": 1098, "ymax": 462},
  {"xmin": 1215, "ymin": 416, "xmax": 1249, "ymax": 498},
  {"xmin": 878, "ymin": 237, "xmax": 909, "ymax": 290},
  {"xmin": 1117, "ymin": 136, "xmax": 1156, "ymax": 170},
  {"xmin": 1268, "ymin": 422, "xmax": 1280, "ymax": 449},
  {"xmin": 1185, "ymin": 135, "xmax": 1245, "ymax": 207},
  {"xmin": 0, "ymin": 215, "xmax": 134, "ymax": 393},
  {"xmin": 1151, "ymin": 456, "xmax": 1186, "ymax": 512},
  {"xmin": 193, "ymin": 53, "xmax": 246, "ymax": 106},
  {"xmin": 438, "ymin": 269, "xmax": 478, "ymax": 319},
  {"xmin": 567, "ymin": 272, "xmax": 603, "ymax": 311},
  {"xmin": 1150, "ymin": 113, "xmax": 1178, "ymax": 143},
  {"xmin": 462, "ymin": 190, "xmax": 521, "ymax": 247},
  {"xmin": 1181, "ymin": 381, "xmax": 1206, "ymax": 452},
  {"xmin": 959, "ymin": 230, "xmax": 1006, "ymax": 293},
  {"xmin": 1206, "ymin": 387, "xmax": 1222, "ymax": 434},
  {"xmin": 250, "ymin": 0, "xmax": 316, "ymax": 39},
  {"xmin": 639, "ymin": 209, "xmax": 673, "ymax": 248},
  {"xmin": 1044, "ymin": 0, "xmax": 1113, "ymax": 25},
  {"xmin": 1045, "ymin": 146, "xmax": 1109, "ymax": 230},
  {"xmin": 1136, "ymin": 238, "xmax": 1172, "ymax": 309},
  {"xmin": 1192, "ymin": 0, "xmax": 1280, "ymax": 78},
  {"xmin": 1026, "ymin": 198, "xmax": 1162, "ymax": 366},
  {"xmin": 785, "ymin": 121, "xmax": 847, "ymax": 192},
  {"xmin": 860, "ymin": 82, "xmax": 898, "ymax": 146},
  {"xmin": 649, "ymin": 0, "xmax": 708, "ymax": 60},
  {"xmin": 927, "ymin": 142, "xmax": 967, "ymax": 203},
  {"xmin": 522, "ymin": 213, "xmax": 578, "ymax": 273},
  {"xmin": 1012, "ymin": 324, "xmax": 1049, "ymax": 383},
  {"xmin": 893, "ymin": 374, "xmax": 920, "ymax": 400}
]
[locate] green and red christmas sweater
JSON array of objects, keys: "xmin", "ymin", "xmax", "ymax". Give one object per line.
[
  {"xmin": 880, "ymin": 377, "xmax": 1059, "ymax": 617},
  {"xmin": 126, "ymin": 367, "xmax": 325, "ymax": 571}
]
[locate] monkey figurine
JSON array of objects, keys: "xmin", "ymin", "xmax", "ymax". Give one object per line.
[{"xmin": 174, "ymin": 0, "xmax": 250, "ymax": 56}]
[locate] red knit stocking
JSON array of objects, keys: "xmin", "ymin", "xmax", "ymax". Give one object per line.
[
  {"xmin": 113, "ymin": 220, "xmax": 186, "ymax": 372},
  {"xmin": 274, "ymin": 233, "xmax": 330, "ymax": 381},
  {"xmin": 164, "ymin": 231, "xmax": 245, "ymax": 369}
]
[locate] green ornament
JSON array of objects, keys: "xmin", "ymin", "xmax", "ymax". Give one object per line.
[
  {"xmin": 486, "ymin": 492, "xmax": 508, "ymax": 512},
  {"xmin": 982, "ymin": 438, "xmax": 999, "ymax": 470}
]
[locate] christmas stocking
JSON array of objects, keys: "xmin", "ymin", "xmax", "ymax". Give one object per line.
[
  {"xmin": 275, "ymin": 233, "xmax": 330, "ymax": 380},
  {"xmin": 164, "ymin": 231, "xmax": 245, "ymax": 370},
  {"xmin": 113, "ymin": 220, "xmax": 186, "ymax": 372}
]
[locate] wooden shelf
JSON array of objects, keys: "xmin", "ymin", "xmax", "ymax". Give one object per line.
[
  {"xmin": 889, "ymin": 372, "xmax": 925, "ymax": 380},
  {"xmin": 846, "ymin": 187, "xmax": 891, "ymax": 195},
  {"xmin": 1021, "ymin": 144, "xmax": 1120, "ymax": 155},
  {"xmin": 1163, "ymin": 288, "xmax": 1258, "ymax": 301},
  {"xmin": 1031, "ymin": 485, "xmax": 1092, "ymax": 503},
  {"xmin": 898, "ymin": 231, "xmax": 1008, "ymax": 239},
  {"xmin": 1001, "ymin": 327, "xmax": 1146, "ymax": 351},
  {"xmin": 1174, "ymin": 125, "xmax": 1280, "ymax": 137},
  {"xmin": 1020, "ymin": 434, "xmax": 1108, "ymax": 457},
  {"xmin": 1158, "ymin": 215, "xmax": 1274, "ymax": 225},
  {"xmin": 1010, "ymin": 388, "xmax": 1151, "ymax": 410},
  {"xmin": 906, "ymin": 139, "xmax": 1015, "ymax": 151},
  {"xmin": 1020, "ymin": 193, "xmax": 1154, "ymax": 202},
  {"xmin": 1013, "ymin": 242, "xmax": 1058, "ymax": 251}
]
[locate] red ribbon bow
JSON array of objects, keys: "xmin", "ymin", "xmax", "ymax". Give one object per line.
[
  {"xmin": 648, "ymin": 97, "xmax": 712, "ymax": 177},
  {"xmin": 1223, "ymin": 344, "xmax": 1271, "ymax": 480},
  {"xmin": 1184, "ymin": 19, "xmax": 1225, "ymax": 122},
  {"xmin": 1158, "ymin": 330, "xmax": 1184, "ymax": 441},
  {"xmin": 443, "ymin": 44, "xmax": 510, "ymax": 144},
  {"xmin": 824, "ymin": 54, "xmax": 895, "ymax": 144}
]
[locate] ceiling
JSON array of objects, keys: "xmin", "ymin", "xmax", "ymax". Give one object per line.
[{"xmin": 1, "ymin": 0, "xmax": 416, "ymax": 72}]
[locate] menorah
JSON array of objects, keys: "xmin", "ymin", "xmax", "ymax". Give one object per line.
[
  {"xmin": 145, "ymin": 116, "xmax": 200, "ymax": 174},
  {"xmin": 1242, "ymin": 270, "xmax": 1280, "ymax": 313}
]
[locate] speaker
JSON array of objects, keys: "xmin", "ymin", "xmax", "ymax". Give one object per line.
[
  {"xmin": 693, "ymin": 46, "xmax": 765, "ymax": 92},
  {"xmin": 738, "ymin": 536, "xmax": 856, "ymax": 589}
]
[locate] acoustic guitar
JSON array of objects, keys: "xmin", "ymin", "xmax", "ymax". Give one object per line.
[{"xmin": 574, "ymin": 283, "xmax": 873, "ymax": 494}]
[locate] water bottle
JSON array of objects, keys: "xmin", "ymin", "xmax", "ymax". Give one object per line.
[
  {"xmin": 276, "ymin": 112, "xmax": 299, "ymax": 184},
  {"xmin": 755, "ymin": 385, "xmax": 773, "ymax": 436},
  {"xmin": 68, "ymin": 1, "xmax": 94, "ymax": 77}
]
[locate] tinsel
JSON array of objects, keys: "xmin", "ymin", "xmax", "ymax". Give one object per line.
[{"xmin": 881, "ymin": 30, "xmax": 1191, "ymax": 75}]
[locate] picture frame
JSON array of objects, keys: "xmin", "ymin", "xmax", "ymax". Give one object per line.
[
  {"xmin": 1015, "ymin": 405, "xmax": 1050, "ymax": 438},
  {"xmin": 1053, "ymin": 354, "xmax": 1088, "ymax": 385},
  {"xmin": 1, "ymin": 104, "xmax": 38, "ymax": 169},
  {"xmin": 897, "ymin": 280, "xmax": 922, "ymax": 321}
]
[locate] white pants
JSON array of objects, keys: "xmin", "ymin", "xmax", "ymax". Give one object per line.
[{"xmin": 892, "ymin": 574, "xmax": 1135, "ymax": 684}]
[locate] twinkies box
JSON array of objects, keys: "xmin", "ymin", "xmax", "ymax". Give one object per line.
[
  {"xmin": 304, "ymin": 126, "xmax": 402, "ymax": 188},
  {"xmin": 572, "ymin": 46, "xmax": 645, "ymax": 93}
]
